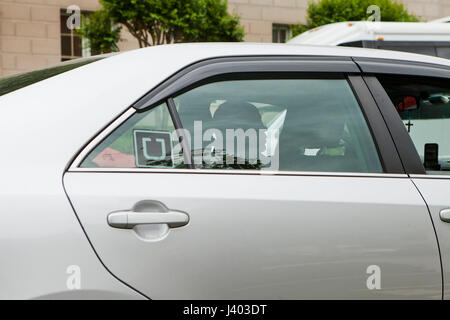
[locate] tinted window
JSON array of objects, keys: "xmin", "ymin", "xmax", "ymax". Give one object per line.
[
  {"xmin": 81, "ymin": 78, "xmax": 382, "ymax": 173},
  {"xmin": 0, "ymin": 57, "xmax": 103, "ymax": 96},
  {"xmin": 377, "ymin": 75, "xmax": 450, "ymax": 174},
  {"xmin": 174, "ymin": 78, "xmax": 382, "ymax": 172}
]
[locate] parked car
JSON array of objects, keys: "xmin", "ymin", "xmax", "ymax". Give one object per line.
[
  {"xmin": 429, "ymin": 16, "xmax": 450, "ymax": 23},
  {"xmin": 0, "ymin": 43, "xmax": 449, "ymax": 299},
  {"xmin": 288, "ymin": 21, "xmax": 450, "ymax": 59}
]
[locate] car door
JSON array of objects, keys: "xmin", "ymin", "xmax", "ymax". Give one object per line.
[
  {"xmin": 63, "ymin": 57, "xmax": 441, "ymax": 299},
  {"xmin": 359, "ymin": 59, "xmax": 450, "ymax": 299}
]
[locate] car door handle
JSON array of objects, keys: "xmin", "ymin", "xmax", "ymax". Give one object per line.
[
  {"xmin": 440, "ymin": 209, "xmax": 450, "ymax": 223},
  {"xmin": 108, "ymin": 210, "xmax": 189, "ymax": 229},
  {"xmin": 107, "ymin": 200, "xmax": 189, "ymax": 229}
]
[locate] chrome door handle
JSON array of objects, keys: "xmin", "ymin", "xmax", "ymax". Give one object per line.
[
  {"xmin": 440, "ymin": 209, "xmax": 450, "ymax": 223},
  {"xmin": 107, "ymin": 200, "xmax": 189, "ymax": 229}
]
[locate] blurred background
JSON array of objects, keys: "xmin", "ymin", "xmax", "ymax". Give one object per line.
[{"xmin": 0, "ymin": 0, "xmax": 449, "ymax": 77}]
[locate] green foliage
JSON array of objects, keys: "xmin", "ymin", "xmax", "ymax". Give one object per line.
[
  {"xmin": 80, "ymin": 0, "xmax": 244, "ymax": 50},
  {"xmin": 291, "ymin": 0, "xmax": 419, "ymax": 37},
  {"xmin": 181, "ymin": 0, "xmax": 244, "ymax": 42},
  {"xmin": 76, "ymin": 10, "xmax": 121, "ymax": 54}
]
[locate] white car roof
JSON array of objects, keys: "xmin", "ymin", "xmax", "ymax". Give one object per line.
[
  {"xmin": 98, "ymin": 42, "xmax": 450, "ymax": 72},
  {"xmin": 288, "ymin": 21, "xmax": 450, "ymax": 45}
]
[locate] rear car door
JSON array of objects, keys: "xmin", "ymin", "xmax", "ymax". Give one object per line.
[
  {"xmin": 63, "ymin": 57, "xmax": 441, "ymax": 299},
  {"xmin": 358, "ymin": 58, "xmax": 450, "ymax": 298}
]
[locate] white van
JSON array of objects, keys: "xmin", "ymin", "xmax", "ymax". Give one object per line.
[{"xmin": 288, "ymin": 20, "xmax": 450, "ymax": 58}]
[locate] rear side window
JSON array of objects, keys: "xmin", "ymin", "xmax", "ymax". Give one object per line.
[
  {"xmin": 377, "ymin": 75, "xmax": 450, "ymax": 174},
  {"xmin": 0, "ymin": 57, "xmax": 103, "ymax": 96},
  {"xmin": 80, "ymin": 77, "xmax": 383, "ymax": 173}
]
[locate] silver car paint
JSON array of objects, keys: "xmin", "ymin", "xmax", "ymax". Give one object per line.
[
  {"xmin": 64, "ymin": 172, "xmax": 441, "ymax": 299},
  {"xmin": 411, "ymin": 177, "xmax": 450, "ymax": 299}
]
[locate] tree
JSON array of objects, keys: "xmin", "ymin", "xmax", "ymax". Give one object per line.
[
  {"xmin": 291, "ymin": 0, "xmax": 419, "ymax": 37},
  {"xmin": 77, "ymin": 10, "xmax": 121, "ymax": 54},
  {"xmin": 181, "ymin": 0, "xmax": 245, "ymax": 42},
  {"xmin": 78, "ymin": 0, "xmax": 244, "ymax": 51}
]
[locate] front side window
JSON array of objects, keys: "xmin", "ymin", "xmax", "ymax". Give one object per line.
[
  {"xmin": 81, "ymin": 77, "xmax": 383, "ymax": 173},
  {"xmin": 377, "ymin": 75, "xmax": 450, "ymax": 174}
]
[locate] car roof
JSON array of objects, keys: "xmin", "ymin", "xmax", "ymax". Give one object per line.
[
  {"xmin": 1, "ymin": 42, "xmax": 449, "ymax": 99},
  {"xmin": 111, "ymin": 42, "xmax": 450, "ymax": 66}
]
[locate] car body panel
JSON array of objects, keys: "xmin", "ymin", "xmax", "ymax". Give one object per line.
[
  {"xmin": 64, "ymin": 172, "xmax": 441, "ymax": 299},
  {"xmin": 411, "ymin": 177, "xmax": 450, "ymax": 299}
]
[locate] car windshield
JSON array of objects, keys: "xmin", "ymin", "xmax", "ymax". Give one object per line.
[{"xmin": 0, "ymin": 57, "xmax": 105, "ymax": 97}]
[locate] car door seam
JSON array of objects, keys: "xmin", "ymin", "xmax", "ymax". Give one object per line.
[
  {"xmin": 410, "ymin": 177, "xmax": 444, "ymax": 300},
  {"xmin": 61, "ymin": 172, "xmax": 151, "ymax": 300}
]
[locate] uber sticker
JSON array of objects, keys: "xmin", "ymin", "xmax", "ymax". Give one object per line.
[{"xmin": 133, "ymin": 130, "xmax": 174, "ymax": 168}]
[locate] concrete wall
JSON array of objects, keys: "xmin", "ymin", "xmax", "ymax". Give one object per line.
[{"xmin": 1, "ymin": 0, "xmax": 449, "ymax": 77}]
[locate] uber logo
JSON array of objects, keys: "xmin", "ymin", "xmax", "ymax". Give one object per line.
[{"xmin": 133, "ymin": 130, "xmax": 173, "ymax": 168}]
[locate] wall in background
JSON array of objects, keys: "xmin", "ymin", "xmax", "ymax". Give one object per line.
[{"xmin": 1, "ymin": 0, "xmax": 449, "ymax": 77}]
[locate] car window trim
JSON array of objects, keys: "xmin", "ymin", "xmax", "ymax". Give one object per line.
[
  {"xmin": 354, "ymin": 57, "xmax": 450, "ymax": 79},
  {"xmin": 167, "ymin": 97, "xmax": 194, "ymax": 168},
  {"xmin": 347, "ymin": 75, "xmax": 404, "ymax": 174},
  {"xmin": 133, "ymin": 56, "xmax": 360, "ymax": 111}
]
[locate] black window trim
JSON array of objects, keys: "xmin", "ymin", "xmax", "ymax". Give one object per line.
[
  {"xmin": 347, "ymin": 75, "xmax": 404, "ymax": 174},
  {"xmin": 354, "ymin": 57, "xmax": 450, "ymax": 79},
  {"xmin": 133, "ymin": 56, "xmax": 360, "ymax": 111},
  {"xmin": 68, "ymin": 56, "xmax": 405, "ymax": 175}
]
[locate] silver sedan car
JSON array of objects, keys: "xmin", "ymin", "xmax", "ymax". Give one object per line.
[{"xmin": 0, "ymin": 43, "xmax": 449, "ymax": 299}]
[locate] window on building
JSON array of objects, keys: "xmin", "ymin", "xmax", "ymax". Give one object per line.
[
  {"xmin": 272, "ymin": 24, "xmax": 292, "ymax": 43},
  {"xmin": 60, "ymin": 9, "xmax": 95, "ymax": 61}
]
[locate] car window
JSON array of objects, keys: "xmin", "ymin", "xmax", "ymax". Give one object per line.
[
  {"xmin": 0, "ymin": 57, "xmax": 104, "ymax": 97},
  {"xmin": 173, "ymin": 78, "xmax": 382, "ymax": 172},
  {"xmin": 80, "ymin": 102, "xmax": 184, "ymax": 168},
  {"xmin": 377, "ymin": 75, "xmax": 450, "ymax": 174},
  {"xmin": 80, "ymin": 78, "xmax": 382, "ymax": 173}
]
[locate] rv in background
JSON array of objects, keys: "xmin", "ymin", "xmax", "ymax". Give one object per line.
[{"xmin": 288, "ymin": 18, "xmax": 450, "ymax": 59}]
